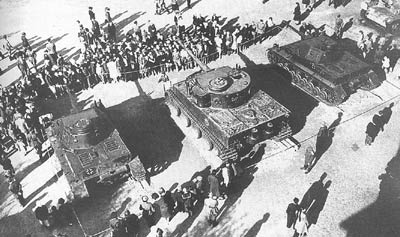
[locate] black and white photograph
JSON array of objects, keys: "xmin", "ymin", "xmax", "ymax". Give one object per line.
[{"xmin": 0, "ymin": 0, "xmax": 399, "ymax": 236}]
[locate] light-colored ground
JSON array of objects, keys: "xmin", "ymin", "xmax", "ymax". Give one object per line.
[{"xmin": 1, "ymin": 0, "xmax": 400, "ymax": 236}]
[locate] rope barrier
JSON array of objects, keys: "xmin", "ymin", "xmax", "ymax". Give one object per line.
[{"xmin": 245, "ymin": 91, "xmax": 400, "ymax": 169}]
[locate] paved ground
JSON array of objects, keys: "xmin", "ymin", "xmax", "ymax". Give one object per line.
[{"xmin": 1, "ymin": 0, "xmax": 400, "ymax": 236}]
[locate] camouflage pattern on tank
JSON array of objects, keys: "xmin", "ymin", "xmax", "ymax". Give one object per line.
[{"xmin": 166, "ymin": 40, "xmax": 292, "ymax": 162}]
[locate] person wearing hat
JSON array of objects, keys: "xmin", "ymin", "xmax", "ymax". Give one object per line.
[
  {"xmin": 88, "ymin": 6, "xmax": 95, "ymax": 20},
  {"xmin": 158, "ymin": 187, "xmax": 175, "ymax": 220},
  {"xmin": 35, "ymin": 203, "xmax": 50, "ymax": 227},
  {"xmin": 139, "ymin": 195, "xmax": 155, "ymax": 226}
]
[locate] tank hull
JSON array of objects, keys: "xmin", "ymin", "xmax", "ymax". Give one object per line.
[
  {"xmin": 267, "ymin": 37, "xmax": 381, "ymax": 106},
  {"xmin": 47, "ymin": 105, "xmax": 146, "ymax": 199}
]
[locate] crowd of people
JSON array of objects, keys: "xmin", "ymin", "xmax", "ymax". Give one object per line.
[
  {"xmin": 356, "ymin": 30, "xmax": 400, "ymax": 73},
  {"xmin": 34, "ymin": 198, "xmax": 75, "ymax": 229},
  {"xmin": 107, "ymin": 159, "xmax": 244, "ymax": 236}
]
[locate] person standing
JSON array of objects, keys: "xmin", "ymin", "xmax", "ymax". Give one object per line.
[
  {"xmin": 46, "ymin": 38, "xmax": 57, "ymax": 66},
  {"xmin": 88, "ymin": 6, "xmax": 96, "ymax": 20},
  {"xmin": 27, "ymin": 128, "xmax": 43, "ymax": 162},
  {"xmin": 35, "ymin": 204, "xmax": 50, "ymax": 227},
  {"xmin": 91, "ymin": 18, "xmax": 101, "ymax": 39},
  {"xmin": 301, "ymin": 146, "xmax": 315, "ymax": 173},
  {"xmin": 208, "ymin": 169, "xmax": 221, "ymax": 198},
  {"xmin": 181, "ymin": 187, "xmax": 194, "ymax": 216},
  {"xmin": 315, "ymin": 123, "xmax": 328, "ymax": 157},
  {"xmin": 122, "ymin": 210, "xmax": 139, "ymax": 237},
  {"xmin": 58, "ymin": 198, "xmax": 74, "ymax": 226},
  {"xmin": 139, "ymin": 196, "xmax": 155, "ymax": 227},
  {"xmin": 286, "ymin": 197, "xmax": 300, "ymax": 228},
  {"xmin": 294, "ymin": 209, "xmax": 309, "ymax": 237},
  {"xmin": 187, "ymin": 0, "xmax": 191, "ymax": 9},
  {"xmin": 293, "ymin": 3, "xmax": 302, "ymax": 25},
  {"xmin": 334, "ymin": 14, "xmax": 344, "ymax": 39},
  {"xmin": 207, "ymin": 196, "xmax": 219, "ymax": 227},
  {"xmin": 21, "ymin": 32, "xmax": 31, "ymax": 51},
  {"xmin": 9, "ymin": 178, "xmax": 24, "ymax": 206},
  {"xmin": 221, "ymin": 163, "xmax": 232, "ymax": 196},
  {"xmin": 105, "ymin": 7, "xmax": 112, "ymax": 22},
  {"xmin": 159, "ymin": 187, "xmax": 175, "ymax": 220}
]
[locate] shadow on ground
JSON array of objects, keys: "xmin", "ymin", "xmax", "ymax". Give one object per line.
[
  {"xmin": 106, "ymin": 95, "xmax": 184, "ymax": 177},
  {"xmin": 340, "ymin": 145, "xmax": 400, "ymax": 237}
]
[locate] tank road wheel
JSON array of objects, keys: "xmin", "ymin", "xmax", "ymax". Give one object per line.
[
  {"xmin": 167, "ymin": 104, "xmax": 181, "ymax": 117},
  {"xmin": 320, "ymin": 90, "xmax": 328, "ymax": 100},
  {"xmin": 315, "ymin": 87, "xmax": 322, "ymax": 98},
  {"xmin": 193, "ymin": 127, "xmax": 202, "ymax": 139},
  {"xmin": 290, "ymin": 71, "xmax": 298, "ymax": 83},
  {"xmin": 305, "ymin": 81, "xmax": 313, "ymax": 92},
  {"xmin": 182, "ymin": 115, "xmax": 191, "ymax": 127}
]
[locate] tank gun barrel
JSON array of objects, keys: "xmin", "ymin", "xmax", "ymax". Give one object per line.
[{"xmin": 175, "ymin": 38, "xmax": 211, "ymax": 72}]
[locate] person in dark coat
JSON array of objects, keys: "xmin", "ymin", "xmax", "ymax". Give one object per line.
[
  {"xmin": 48, "ymin": 206, "xmax": 61, "ymax": 227},
  {"xmin": 9, "ymin": 178, "xmax": 24, "ymax": 206},
  {"xmin": 300, "ymin": 172, "xmax": 327, "ymax": 210},
  {"xmin": 0, "ymin": 156, "xmax": 15, "ymax": 174},
  {"xmin": 293, "ymin": 2, "xmax": 301, "ymax": 25},
  {"xmin": 373, "ymin": 111, "xmax": 384, "ymax": 132},
  {"xmin": 315, "ymin": 123, "xmax": 329, "ymax": 157},
  {"xmin": 35, "ymin": 204, "xmax": 50, "ymax": 227},
  {"xmin": 365, "ymin": 122, "xmax": 378, "ymax": 146},
  {"xmin": 91, "ymin": 18, "xmax": 101, "ymax": 38},
  {"xmin": 159, "ymin": 187, "xmax": 174, "ymax": 221},
  {"xmin": 208, "ymin": 169, "xmax": 221, "ymax": 198},
  {"xmin": 181, "ymin": 187, "xmax": 194, "ymax": 216},
  {"xmin": 58, "ymin": 198, "xmax": 74, "ymax": 226},
  {"xmin": 21, "ymin": 32, "xmax": 31, "ymax": 50},
  {"xmin": 173, "ymin": 187, "xmax": 184, "ymax": 214},
  {"xmin": 88, "ymin": 7, "xmax": 96, "ymax": 20},
  {"xmin": 187, "ymin": 0, "xmax": 191, "ymax": 9},
  {"xmin": 122, "ymin": 210, "xmax": 139, "ymax": 236},
  {"xmin": 286, "ymin": 197, "xmax": 300, "ymax": 228},
  {"xmin": 380, "ymin": 103, "xmax": 394, "ymax": 128}
]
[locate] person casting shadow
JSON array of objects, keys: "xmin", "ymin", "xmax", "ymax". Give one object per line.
[{"xmin": 380, "ymin": 103, "xmax": 394, "ymax": 131}]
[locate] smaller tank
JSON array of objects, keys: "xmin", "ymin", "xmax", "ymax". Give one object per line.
[
  {"xmin": 267, "ymin": 35, "xmax": 381, "ymax": 106},
  {"xmin": 361, "ymin": 0, "xmax": 400, "ymax": 34},
  {"xmin": 47, "ymin": 101, "xmax": 146, "ymax": 199}
]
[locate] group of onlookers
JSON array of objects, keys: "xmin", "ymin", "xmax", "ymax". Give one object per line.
[
  {"xmin": 108, "ymin": 160, "xmax": 244, "ymax": 236},
  {"xmin": 34, "ymin": 198, "xmax": 75, "ymax": 229}
]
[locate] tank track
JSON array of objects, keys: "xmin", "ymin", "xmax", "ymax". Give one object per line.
[{"xmin": 166, "ymin": 92, "xmax": 238, "ymax": 167}]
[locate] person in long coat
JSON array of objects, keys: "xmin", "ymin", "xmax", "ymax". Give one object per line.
[
  {"xmin": 365, "ymin": 121, "xmax": 378, "ymax": 145},
  {"xmin": 286, "ymin": 197, "xmax": 300, "ymax": 228},
  {"xmin": 208, "ymin": 169, "xmax": 221, "ymax": 198},
  {"xmin": 293, "ymin": 2, "xmax": 302, "ymax": 25}
]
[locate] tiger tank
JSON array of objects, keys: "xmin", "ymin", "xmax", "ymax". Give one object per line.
[
  {"xmin": 166, "ymin": 39, "xmax": 292, "ymax": 167},
  {"xmin": 361, "ymin": 0, "xmax": 400, "ymax": 35},
  {"xmin": 47, "ymin": 101, "xmax": 146, "ymax": 199},
  {"xmin": 267, "ymin": 35, "xmax": 381, "ymax": 106}
]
